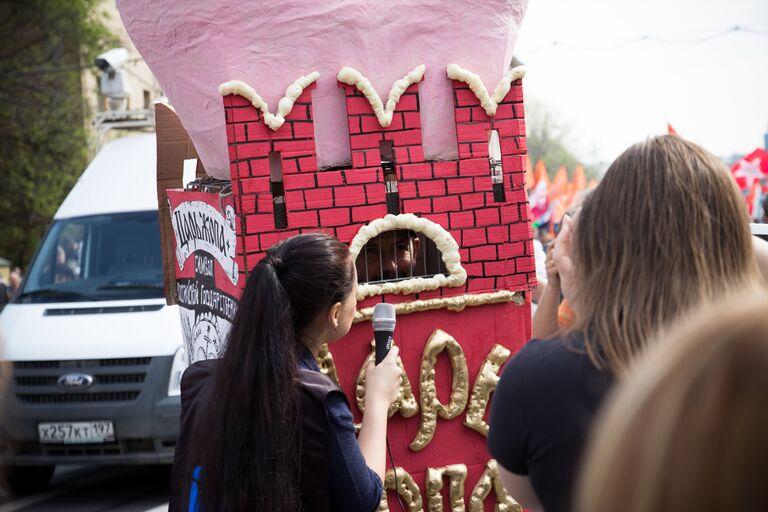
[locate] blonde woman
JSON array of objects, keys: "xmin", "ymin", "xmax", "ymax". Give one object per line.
[
  {"xmin": 577, "ymin": 288, "xmax": 768, "ymax": 512},
  {"xmin": 488, "ymin": 135, "xmax": 760, "ymax": 512}
]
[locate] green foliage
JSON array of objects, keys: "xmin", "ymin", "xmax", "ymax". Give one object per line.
[
  {"xmin": 524, "ymin": 97, "xmax": 600, "ymax": 180},
  {"xmin": 0, "ymin": 0, "xmax": 115, "ymax": 268}
]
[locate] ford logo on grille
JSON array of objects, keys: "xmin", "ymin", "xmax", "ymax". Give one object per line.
[{"xmin": 58, "ymin": 373, "xmax": 94, "ymax": 390}]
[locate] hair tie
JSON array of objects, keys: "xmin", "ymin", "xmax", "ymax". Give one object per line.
[{"xmin": 266, "ymin": 254, "xmax": 285, "ymax": 277}]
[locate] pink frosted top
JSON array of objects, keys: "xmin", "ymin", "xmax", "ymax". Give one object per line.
[{"xmin": 118, "ymin": 0, "xmax": 528, "ymax": 178}]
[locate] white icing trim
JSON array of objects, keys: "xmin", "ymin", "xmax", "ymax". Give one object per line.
[
  {"xmin": 353, "ymin": 290, "xmax": 524, "ymax": 323},
  {"xmin": 337, "ymin": 65, "xmax": 426, "ymax": 127},
  {"xmin": 446, "ymin": 64, "xmax": 526, "ymax": 116},
  {"xmin": 219, "ymin": 72, "xmax": 320, "ymax": 131},
  {"xmin": 349, "ymin": 214, "xmax": 466, "ymax": 299}
]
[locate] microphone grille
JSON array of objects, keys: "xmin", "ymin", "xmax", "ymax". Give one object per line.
[
  {"xmin": 372, "ymin": 303, "xmax": 396, "ymax": 331},
  {"xmin": 373, "ymin": 302, "xmax": 395, "ymax": 320}
]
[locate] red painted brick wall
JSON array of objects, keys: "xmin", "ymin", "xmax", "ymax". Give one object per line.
[{"xmin": 222, "ymin": 76, "xmax": 537, "ymax": 298}]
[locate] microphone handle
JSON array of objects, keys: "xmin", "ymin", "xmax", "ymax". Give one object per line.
[{"xmin": 374, "ymin": 330, "xmax": 393, "ymax": 365}]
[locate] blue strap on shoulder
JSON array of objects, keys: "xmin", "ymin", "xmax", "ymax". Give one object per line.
[{"xmin": 188, "ymin": 466, "xmax": 202, "ymax": 512}]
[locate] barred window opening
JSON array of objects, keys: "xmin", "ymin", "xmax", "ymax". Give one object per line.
[
  {"xmin": 269, "ymin": 151, "xmax": 288, "ymax": 229},
  {"xmin": 488, "ymin": 129, "xmax": 505, "ymax": 202},
  {"xmin": 355, "ymin": 229, "xmax": 447, "ymax": 284}
]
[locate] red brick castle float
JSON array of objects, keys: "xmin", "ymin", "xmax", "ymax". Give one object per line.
[
  {"xmin": 216, "ymin": 64, "xmax": 535, "ymax": 511},
  {"xmin": 119, "ymin": 0, "xmax": 535, "ymax": 508}
]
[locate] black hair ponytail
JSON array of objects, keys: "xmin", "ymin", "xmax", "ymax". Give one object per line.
[{"xmin": 193, "ymin": 233, "xmax": 353, "ymax": 511}]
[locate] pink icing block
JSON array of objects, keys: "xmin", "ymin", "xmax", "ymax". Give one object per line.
[{"xmin": 118, "ymin": 0, "xmax": 528, "ymax": 178}]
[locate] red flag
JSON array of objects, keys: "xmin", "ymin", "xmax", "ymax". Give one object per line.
[
  {"xmin": 667, "ymin": 123, "xmax": 678, "ymax": 136},
  {"xmin": 534, "ymin": 160, "xmax": 550, "ymax": 187},
  {"xmin": 549, "ymin": 166, "xmax": 568, "ymax": 202},
  {"xmin": 731, "ymin": 148, "xmax": 768, "ymax": 190},
  {"xmin": 572, "ymin": 165, "xmax": 587, "ymax": 192}
]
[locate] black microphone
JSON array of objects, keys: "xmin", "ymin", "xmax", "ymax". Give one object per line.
[{"xmin": 372, "ymin": 303, "xmax": 396, "ymax": 364}]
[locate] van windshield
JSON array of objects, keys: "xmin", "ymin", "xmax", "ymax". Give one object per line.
[{"xmin": 18, "ymin": 211, "xmax": 164, "ymax": 303}]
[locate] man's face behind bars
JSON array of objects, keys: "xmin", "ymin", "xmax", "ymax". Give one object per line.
[{"xmin": 356, "ymin": 230, "xmax": 421, "ymax": 282}]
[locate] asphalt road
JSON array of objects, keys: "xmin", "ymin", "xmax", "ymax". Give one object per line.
[{"xmin": 0, "ymin": 465, "xmax": 170, "ymax": 512}]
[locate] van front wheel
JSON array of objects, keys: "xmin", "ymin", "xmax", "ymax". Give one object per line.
[{"xmin": 3, "ymin": 465, "xmax": 55, "ymax": 495}]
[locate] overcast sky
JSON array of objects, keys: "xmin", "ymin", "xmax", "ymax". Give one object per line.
[{"xmin": 516, "ymin": 0, "xmax": 768, "ymax": 164}]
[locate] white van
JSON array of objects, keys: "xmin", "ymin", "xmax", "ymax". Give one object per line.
[{"xmin": 0, "ymin": 133, "xmax": 185, "ymax": 493}]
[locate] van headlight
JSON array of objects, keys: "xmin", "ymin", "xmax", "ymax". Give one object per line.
[{"xmin": 167, "ymin": 345, "xmax": 188, "ymax": 397}]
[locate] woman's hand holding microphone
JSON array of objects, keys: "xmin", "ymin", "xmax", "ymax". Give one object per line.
[{"xmin": 365, "ymin": 345, "xmax": 402, "ymax": 409}]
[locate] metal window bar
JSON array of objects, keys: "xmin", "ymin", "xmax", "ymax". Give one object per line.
[
  {"xmin": 410, "ymin": 231, "xmax": 415, "ymax": 278},
  {"xmin": 358, "ymin": 231, "xmax": 443, "ymax": 285},
  {"xmin": 434, "ymin": 236, "xmax": 440, "ymax": 275}
]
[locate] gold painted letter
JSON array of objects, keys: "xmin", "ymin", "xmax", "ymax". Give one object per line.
[
  {"xmin": 357, "ymin": 340, "xmax": 418, "ymax": 418},
  {"xmin": 315, "ymin": 343, "xmax": 339, "ymax": 385},
  {"xmin": 468, "ymin": 459, "xmax": 522, "ymax": 512},
  {"xmin": 378, "ymin": 467, "xmax": 424, "ymax": 512},
  {"xmin": 410, "ymin": 329, "xmax": 469, "ymax": 451},
  {"xmin": 426, "ymin": 464, "xmax": 467, "ymax": 512},
  {"xmin": 464, "ymin": 344, "xmax": 511, "ymax": 436}
]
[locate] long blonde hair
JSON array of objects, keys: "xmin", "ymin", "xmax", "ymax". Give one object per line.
[
  {"xmin": 576, "ymin": 288, "xmax": 768, "ymax": 512},
  {"xmin": 571, "ymin": 135, "xmax": 757, "ymax": 375}
]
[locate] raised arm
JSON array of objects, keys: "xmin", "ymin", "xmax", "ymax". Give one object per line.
[{"xmin": 532, "ymin": 242, "xmax": 562, "ymax": 339}]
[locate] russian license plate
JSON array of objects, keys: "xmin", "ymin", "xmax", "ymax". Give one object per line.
[{"xmin": 38, "ymin": 421, "xmax": 115, "ymax": 445}]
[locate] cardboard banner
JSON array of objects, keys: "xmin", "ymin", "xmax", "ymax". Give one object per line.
[
  {"xmin": 170, "ymin": 200, "xmax": 239, "ymax": 285},
  {"xmin": 168, "ymin": 190, "xmax": 241, "ymax": 364}
]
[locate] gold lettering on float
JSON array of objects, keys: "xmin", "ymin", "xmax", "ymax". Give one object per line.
[
  {"xmin": 410, "ymin": 329, "xmax": 469, "ymax": 451},
  {"xmin": 425, "ymin": 464, "xmax": 468, "ymax": 512},
  {"xmin": 356, "ymin": 340, "xmax": 418, "ymax": 418},
  {"xmin": 315, "ymin": 343, "xmax": 339, "ymax": 385},
  {"xmin": 378, "ymin": 467, "xmax": 424, "ymax": 512},
  {"xmin": 464, "ymin": 344, "xmax": 511, "ymax": 436},
  {"xmin": 468, "ymin": 460, "xmax": 522, "ymax": 512}
]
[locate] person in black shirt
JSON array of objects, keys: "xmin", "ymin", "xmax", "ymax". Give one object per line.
[
  {"xmin": 489, "ymin": 135, "xmax": 760, "ymax": 512},
  {"xmin": 489, "ymin": 332, "xmax": 612, "ymax": 512}
]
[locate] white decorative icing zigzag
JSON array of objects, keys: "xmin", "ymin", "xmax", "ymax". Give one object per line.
[
  {"xmin": 446, "ymin": 64, "xmax": 526, "ymax": 117},
  {"xmin": 219, "ymin": 71, "xmax": 320, "ymax": 131},
  {"xmin": 337, "ymin": 65, "xmax": 426, "ymax": 128}
]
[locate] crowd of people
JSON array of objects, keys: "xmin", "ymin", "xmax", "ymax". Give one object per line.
[
  {"xmin": 3, "ymin": 130, "xmax": 764, "ymax": 510},
  {"xmin": 0, "ymin": 130, "xmax": 763, "ymax": 512},
  {"xmin": 490, "ymin": 135, "xmax": 768, "ymax": 512},
  {"xmin": 165, "ymin": 133, "xmax": 768, "ymax": 511}
]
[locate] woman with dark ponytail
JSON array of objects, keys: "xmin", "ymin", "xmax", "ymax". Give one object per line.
[{"xmin": 170, "ymin": 233, "xmax": 402, "ymax": 511}]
